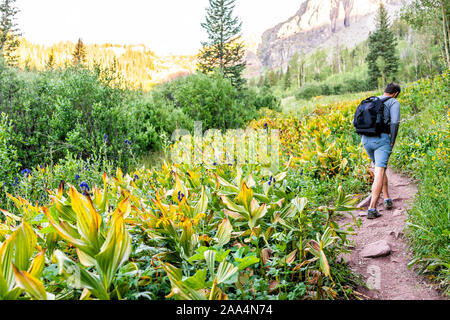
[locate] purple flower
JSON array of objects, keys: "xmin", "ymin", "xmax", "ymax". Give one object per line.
[
  {"xmin": 264, "ymin": 123, "xmax": 268, "ymax": 129},
  {"xmin": 124, "ymin": 139, "xmax": 131, "ymax": 146},
  {"xmin": 177, "ymin": 191, "xmax": 185, "ymax": 202},
  {"xmin": 75, "ymin": 174, "xmax": 80, "ymax": 181},
  {"xmin": 103, "ymin": 134, "xmax": 108, "ymax": 143},
  {"xmin": 21, "ymin": 169, "xmax": 31, "ymax": 175},
  {"xmin": 133, "ymin": 174, "xmax": 139, "ymax": 182},
  {"xmin": 80, "ymin": 181, "xmax": 90, "ymax": 193}
]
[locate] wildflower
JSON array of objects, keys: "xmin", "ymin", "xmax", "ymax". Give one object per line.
[
  {"xmin": 264, "ymin": 123, "xmax": 268, "ymax": 129},
  {"xmin": 124, "ymin": 139, "xmax": 132, "ymax": 146},
  {"xmin": 21, "ymin": 169, "xmax": 31, "ymax": 176},
  {"xmin": 133, "ymin": 174, "xmax": 139, "ymax": 182},
  {"xmin": 177, "ymin": 191, "xmax": 185, "ymax": 202},
  {"xmin": 75, "ymin": 174, "xmax": 80, "ymax": 181},
  {"xmin": 103, "ymin": 134, "xmax": 108, "ymax": 143},
  {"xmin": 80, "ymin": 181, "xmax": 90, "ymax": 193}
]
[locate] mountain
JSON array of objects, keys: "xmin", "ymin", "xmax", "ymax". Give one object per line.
[{"xmin": 256, "ymin": 0, "xmax": 406, "ymax": 70}]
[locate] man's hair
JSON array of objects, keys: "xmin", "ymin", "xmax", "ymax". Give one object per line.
[{"xmin": 385, "ymin": 82, "xmax": 401, "ymax": 94}]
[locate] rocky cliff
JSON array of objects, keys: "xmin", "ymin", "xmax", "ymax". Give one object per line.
[{"xmin": 256, "ymin": 0, "xmax": 406, "ymax": 70}]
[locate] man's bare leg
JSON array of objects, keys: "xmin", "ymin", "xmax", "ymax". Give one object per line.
[
  {"xmin": 382, "ymin": 171, "xmax": 390, "ymax": 200},
  {"xmin": 369, "ymin": 167, "xmax": 386, "ymax": 209}
]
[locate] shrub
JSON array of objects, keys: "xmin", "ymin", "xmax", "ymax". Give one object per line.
[
  {"xmin": 0, "ymin": 112, "xmax": 21, "ymax": 190},
  {"xmin": 295, "ymin": 83, "xmax": 323, "ymax": 100},
  {"xmin": 151, "ymin": 72, "xmax": 280, "ymax": 131}
]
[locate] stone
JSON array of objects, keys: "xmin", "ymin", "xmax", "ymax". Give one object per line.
[
  {"xmin": 361, "ymin": 240, "xmax": 391, "ymax": 258},
  {"xmin": 358, "ymin": 211, "xmax": 368, "ymax": 217},
  {"xmin": 357, "ymin": 195, "xmax": 372, "ymax": 209},
  {"xmin": 393, "ymin": 209, "xmax": 404, "ymax": 217}
]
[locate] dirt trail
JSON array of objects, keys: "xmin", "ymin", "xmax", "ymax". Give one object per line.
[{"xmin": 337, "ymin": 168, "xmax": 444, "ymax": 300}]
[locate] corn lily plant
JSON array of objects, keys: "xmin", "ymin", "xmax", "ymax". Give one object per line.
[{"xmin": 42, "ymin": 182, "xmax": 131, "ymax": 300}]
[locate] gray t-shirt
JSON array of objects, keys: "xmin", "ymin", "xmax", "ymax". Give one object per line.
[{"xmin": 378, "ymin": 95, "xmax": 400, "ymax": 125}]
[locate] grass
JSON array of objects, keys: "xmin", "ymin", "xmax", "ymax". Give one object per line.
[{"xmin": 389, "ymin": 72, "xmax": 450, "ymax": 296}]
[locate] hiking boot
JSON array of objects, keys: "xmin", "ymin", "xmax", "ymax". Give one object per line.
[
  {"xmin": 367, "ymin": 208, "xmax": 382, "ymax": 219},
  {"xmin": 384, "ymin": 198, "xmax": 393, "ymax": 210}
]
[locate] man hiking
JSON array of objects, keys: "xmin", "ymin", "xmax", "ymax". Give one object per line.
[{"xmin": 354, "ymin": 83, "xmax": 401, "ymax": 219}]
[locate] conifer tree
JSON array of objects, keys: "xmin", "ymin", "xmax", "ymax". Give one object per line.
[
  {"xmin": 72, "ymin": 38, "xmax": 87, "ymax": 65},
  {"xmin": 197, "ymin": 0, "xmax": 246, "ymax": 88},
  {"xmin": 283, "ymin": 66, "xmax": 291, "ymax": 89},
  {"xmin": 0, "ymin": 0, "xmax": 21, "ymax": 66},
  {"xmin": 46, "ymin": 49, "xmax": 55, "ymax": 69},
  {"xmin": 366, "ymin": 3, "xmax": 399, "ymax": 88}
]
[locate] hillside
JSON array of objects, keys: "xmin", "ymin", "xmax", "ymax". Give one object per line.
[
  {"xmin": 256, "ymin": 0, "xmax": 407, "ymax": 70},
  {"xmin": 17, "ymin": 39, "xmax": 197, "ymax": 90}
]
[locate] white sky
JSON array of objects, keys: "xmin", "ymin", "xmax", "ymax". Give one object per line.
[{"xmin": 16, "ymin": 0, "xmax": 303, "ymax": 56}]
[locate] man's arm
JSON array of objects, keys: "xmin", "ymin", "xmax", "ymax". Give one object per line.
[{"xmin": 390, "ymin": 100, "xmax": 401, "ymax": 147}]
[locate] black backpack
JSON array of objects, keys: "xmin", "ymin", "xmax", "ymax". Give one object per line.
[{"xmin": 353, "ymin": 96, "xmax": 392, "ymax": 136}]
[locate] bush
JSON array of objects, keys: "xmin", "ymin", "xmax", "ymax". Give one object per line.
[
  {"xmin": 1, "ymin": 152, "xmax": 111, "ymax": 214},
  {"xmin": 0, "ymin": 112, "xmax": 21, "ymax": 190},
  {"xmin": 295, "ymin": 82, "xmax": 323, "ymax": 100},
  {"xmin": 151, "ymin": 72, "xmax": 280, "ymax": 131}
]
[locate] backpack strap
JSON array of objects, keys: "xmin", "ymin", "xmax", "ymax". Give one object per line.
[{"xmin": 381, "ymin": 96, "xmax": 393, "ymax": 103}]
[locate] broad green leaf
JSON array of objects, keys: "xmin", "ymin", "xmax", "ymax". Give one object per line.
[
  {"xmin": 193, "ymin": 186, "xmax": 208, "ymax": 216},
  {"xmin": 13, "ymin": 265, "xmax": 47, "ymax": 300},
  {"xmin": 95, "ymin": 212, "xmax": 131, "ymax": 290},
  {"xmin": 204, "ymin": 250, "xmax": 216, "ymax": 279},
  {"xmin": 235, "ymin": 255, "xmax": 259, "ymax": 271},
  {"xmin": 13, "ymin": 222, "xmax": 37, "ymax": 271},
  {"xmin": 183, "ymin": 269, "xmax": 207, "ymax": 290},
  {"xmin": 215, "ymin": 218, "xmax": 232, "ymax": 248},
  {"xmin": 237, "ymin": 183, "xmax": 253, "ymax": 213},
  {"xmin": 292, "ymin": 197, "xmax": 309, "ymax": 215},
  {"xmin": 54, "ymin": 250, "xmax": 109, "ymax": 300},
  {"xmin": 220, "ymin": 196, "xmax": 248, "ymax": 216},
  {"xmin": 28, "ymin": 251, "xmax": 45, "ymax": 278},
  {"xmin": 215, "ymin": 261, "xmax": 238, "ymax": 284}
]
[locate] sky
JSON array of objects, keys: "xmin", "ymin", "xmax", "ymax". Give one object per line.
[{"xmin": 15, "ymin": 0, "xmax": 302, "ymax": 56}]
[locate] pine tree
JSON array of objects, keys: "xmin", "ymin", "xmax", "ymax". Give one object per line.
[
  {"xmin": 46, "ymin": 49, "xmax": 55, "ymax": 69},
  {"xmin": 366, "ymin": 3, "xmax": 399, "ymax": 88},
  {"xmin": 283, "ymin": 66, "xmax": 292, "ymax": 89},
  {"xmin": 72, "ymin": 38, "xmax": 87, "ymax": 65},
  {"xmin": 197, "ymin": 0, "xmax": 246, "ymax": 88},
  {"xmin": 0, "ymin": 0, "xmax": 21, "ymax": 66}
]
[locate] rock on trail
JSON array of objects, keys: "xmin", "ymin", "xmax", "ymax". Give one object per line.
[
  {"xmin": 337, "ymin": 168, "xmax": 445, "ymax": 300},
  {"xmin": 361, "ymin": 240, "xmax": 391, "ymax": 258}
]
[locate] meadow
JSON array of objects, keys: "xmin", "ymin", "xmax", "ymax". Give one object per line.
[{"xmin": 1, "ymin": 58, "xmax": 447, "ymax": 299}]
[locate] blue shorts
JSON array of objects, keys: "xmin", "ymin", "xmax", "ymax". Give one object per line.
[{"xmin": 362, "ymin": 133, "xmax": 392, "ymax": 168}]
